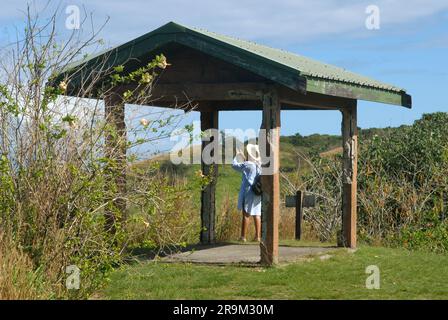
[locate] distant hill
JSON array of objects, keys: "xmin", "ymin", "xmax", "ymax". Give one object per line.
[
  {"xmin": 130, "ymin": 122, "xmax": 425, "ymax": 214},
  {"xmin": 281, "ymin": 133, "xmax": 341, "ymax": 155},
  {"xmin": 135, "ymin": 125, "xmax": 407, "ymax": 173}
]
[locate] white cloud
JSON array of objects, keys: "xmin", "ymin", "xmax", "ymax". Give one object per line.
[
  {"xmin": 2, "ymin": 0, "xmax": 448, "ymax": 46},
  {"xmin": 84, "ymin": 0, "xmax": 448, "ymax": 45},
  {"xmin": 0, "ymin": 0, "xmax": 49, "ymax": 20}
]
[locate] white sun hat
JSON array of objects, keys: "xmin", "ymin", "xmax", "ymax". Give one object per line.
[{"xmin": 246, "ymin": 143, "xmax": 261, "ymax": 166}]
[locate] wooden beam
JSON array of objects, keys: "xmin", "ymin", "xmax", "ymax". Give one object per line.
[
  {"xmin": 340, "ymin": 102, "xmax": 358, "ymax": 248},
  {"xmin": 104, "ymin": 93, "xmax": 127, "ymax": 234},
  {"xmin": 143, "ymin": 99, "xmax": 342, "ymax": 112},
  {"xmin": 259, "ymin": 89, "xmax": 280, "ymax": 266},
  {"xmin": 201, "ymin": 100, "xmax": 262, "ymax": 111},
  {"xmin": 277, "ymin": 86, "xmax": 354, "ymax": 110},
  {"xmin": 200, "ymin": 109, "xmax": 219, "ymax": 244},
  {"xmin": 202, "ymin": 100, "xmax": 341, "ymax": 111},
  {"xmin": 118, "ymin": 82, "xmax": 356, "ymax": 111},
  {"xmin": 120, "ymin": 82, "xmax": 265, "ymax": 103},
  {"xmin": 307, "ymin": 77, "xmax": 411, "ymax": 108}
]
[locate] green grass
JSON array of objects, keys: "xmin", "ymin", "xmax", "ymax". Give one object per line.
[
  {"xmin": 101, "ymin": 245, "xmax": 448, "ymax": 299},
  {"xmin": 215, "ymin": 164, "xmax": 241, "ymax": 207},
  {"xmin": 180, "ymin": 163, "xmax": 240, "ymax": 211}
]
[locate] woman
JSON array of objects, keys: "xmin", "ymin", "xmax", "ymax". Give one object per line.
[{"xmin": 232, "ymin": 144, "xmax": 262, "ymax": 242}]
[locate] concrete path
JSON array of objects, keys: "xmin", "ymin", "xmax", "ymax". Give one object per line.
[{"xmin": 163, "ymin": 243, "xmax": 336, "ymax": 265}]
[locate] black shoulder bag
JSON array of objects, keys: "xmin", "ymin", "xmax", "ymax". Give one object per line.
[{"xmin": 251, "ymin": 168, "xmax": 262, "ymax": 196}]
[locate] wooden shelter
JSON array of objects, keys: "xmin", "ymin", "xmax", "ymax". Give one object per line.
[{"xmin": 57, "ymin": 22, "xmax": 411, "ymax": 265}]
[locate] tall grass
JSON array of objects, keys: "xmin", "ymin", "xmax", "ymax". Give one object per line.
[{"xmin": 0, "ymin": 232, "xmax": 48, "ymax": 299}]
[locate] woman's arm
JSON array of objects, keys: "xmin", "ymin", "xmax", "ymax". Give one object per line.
[{"xmin": 231, "ymin": 152, "xmax": 246, "ymax": 172}]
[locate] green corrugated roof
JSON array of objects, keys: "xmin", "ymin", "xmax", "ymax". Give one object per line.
[
  {"xmin": 189, "ymin": 26, "xmax": 402, "ymax": 92},
  {"xmin": 59, "ymin": 21, "xmax": 411, "ymax": 108}
]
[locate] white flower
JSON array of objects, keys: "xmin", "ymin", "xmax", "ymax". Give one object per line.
[
  {"xmin": 140, "ymin": 72, "xmax": 153, "ymax": 84},
  {"xmin": 157, "ymin": 56, "xmax": 170, "ymax": 69},
  {"xmin": 140, "ymin": 118, "xmax": 149, "ymax": 126},
  {"xmin": 59, "ymin": 81, "xmax": 67, "ymax": 92}
]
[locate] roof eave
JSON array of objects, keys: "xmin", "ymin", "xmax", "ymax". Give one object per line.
[{"xmin": 306, "ymin": 77, "xmax": 412, "ymax": 108}]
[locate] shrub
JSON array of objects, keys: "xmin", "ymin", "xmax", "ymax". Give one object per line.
[
  {"xmin": 357, "ymin": 112, "xmax": 448, "ymax": 249},
  {"xmin": 290, "ymin": 112, "xmax": 448, "ymax": 251},
  {"xmin": 0, "ymin": 4, "xmax": 190, "ymax": 299}
]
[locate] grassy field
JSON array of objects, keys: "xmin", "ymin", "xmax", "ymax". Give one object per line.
[{"xmin": 101, "ymin": 244, "xmax": 448, "ymax": 300}]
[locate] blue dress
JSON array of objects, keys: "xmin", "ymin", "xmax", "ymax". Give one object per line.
[{"xmin": 232, "ymin": 156, "xmax": 261, "ymax": 216}]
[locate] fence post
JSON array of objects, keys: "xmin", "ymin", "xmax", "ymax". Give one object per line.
[{"xmin": 295, "ymin": 190, "xmax": 303, "ymax": 240}]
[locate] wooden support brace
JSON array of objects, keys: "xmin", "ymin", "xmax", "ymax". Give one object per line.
[
  {"xmin": 260, "ymin": 90, "xmax": 280, "ymax": 266},
  {"xmin": 200, "ymin": 110, "xmax": 219, "ymax": 244},
  {"xmin": 340, "ymin": 102, "xmax": 358, "ymax": 248}
]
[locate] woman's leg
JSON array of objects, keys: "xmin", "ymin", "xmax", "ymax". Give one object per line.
[
  {"xmin": 253, "ymin": 215, "xmax": 261, "ymax": 242},
  {"xmin": 240, "ymin": 211, "xmax": 250, "ymax": 241}
]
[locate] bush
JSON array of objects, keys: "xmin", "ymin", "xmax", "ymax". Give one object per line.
[
  {"xmin": 357, "ymin": 112, "xmax": 448, "ymax": 249},
  {"xmin": 394, "ymin": 220, "xmax": 448, "ymax": 253},
  {"xmin": 293, "ymin": 112, "xmax": 448, "ymax": 251},
  {"xmin": 125, "ymin": 162, "xmax": 201, "ymax": 253},
  {"xmin": 0, "ymin": 5, "xmax": 190, "ymax": 299}
]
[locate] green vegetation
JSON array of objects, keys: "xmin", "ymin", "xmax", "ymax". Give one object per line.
[
  {"xmin": 358, "ymin": 113, "xmax": 448, "ymax": 251},
  {"xmin": 102, "ymin": 245, "xmax": 448, "ymax": 300},
  {"xmin": 0, "ymin": 8, "xmax": 187, "ymax": 299},
  {"xmin": 1, "ymin": 5, "xmax": 446, "ymax": 300},
  {"xmin": 282, "ymin": 133, "xmax": 341, "ymax": 154}
]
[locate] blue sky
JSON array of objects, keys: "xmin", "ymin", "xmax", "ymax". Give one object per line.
[{"xmin": 1, "ymin": 0, "xmax": 447, "ymax": 139}]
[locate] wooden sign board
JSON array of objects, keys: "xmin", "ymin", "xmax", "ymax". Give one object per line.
[
  {"xmin": 284, "ymin": 191, "xmax": 316, "ymax": 240},
  {"xmin": 285, "ymin": 194, "xmax": 316, "ymax": 208}
]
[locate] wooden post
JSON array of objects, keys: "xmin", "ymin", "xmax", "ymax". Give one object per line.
[
  {"xmin": 341, "ymin": 102, "xmax": 357, "ymax": 248},
  {"xmin": 295, "ymin": 190, "xmax": 303, "ymax": 240},
  {"xmin": 104, "ymin": 93, "xmax": 127, "ymax": 234},
  {"xmin": 260, "ymin": 90, "xmax": 280, "ymax": 265},
  {"xmin": 200, "ymin": 110, "xmax": 219, "ymax": 244}
]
